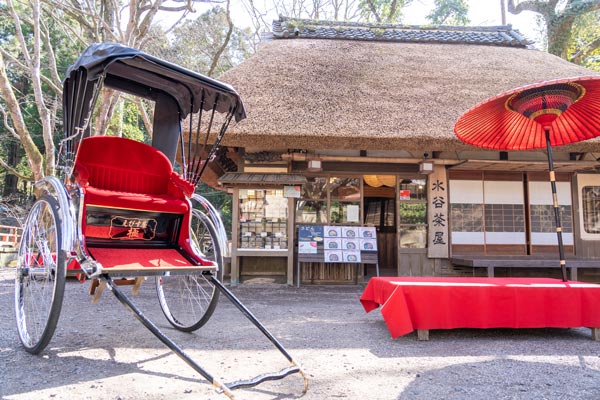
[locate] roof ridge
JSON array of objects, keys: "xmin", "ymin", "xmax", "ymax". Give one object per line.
[
  {"xmin": 272, "ymin": 15, "xmax": 532, "ymax": 47},
  {"xmin": 278, "ymin": 15, "xmax": 516, "ymax": 32}
]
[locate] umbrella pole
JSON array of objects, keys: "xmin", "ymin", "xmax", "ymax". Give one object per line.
[{"xmin": 545, "ymin": 129, "xmax": 568, "ymax": 282}]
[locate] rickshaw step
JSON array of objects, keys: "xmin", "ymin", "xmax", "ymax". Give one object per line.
[{"xmin": 223, "ymin": 366, "xmax": 302, "ymax": 391}]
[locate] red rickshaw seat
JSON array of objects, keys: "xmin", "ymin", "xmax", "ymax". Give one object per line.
[{"xmin": 73, "ymin": 136, "xmax": 193, "ymax": 213}]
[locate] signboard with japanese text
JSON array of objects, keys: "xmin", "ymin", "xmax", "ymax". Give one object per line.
[{"xmin": 427, "ymin": 165, "xmax": 449, "ymax": 258}]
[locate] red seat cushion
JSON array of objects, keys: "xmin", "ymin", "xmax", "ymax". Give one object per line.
[
  {"xmin": 74, "ymin": 136, "xmax": 173, "ymax": 195},
  {"xmin": 73, "ymin": 136, "xmax": 192, "ymax": 244}
]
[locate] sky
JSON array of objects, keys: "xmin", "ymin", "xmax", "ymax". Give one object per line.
[
  {"xmin": 231, "ymin": 0, "xmax": 543, "ymax": 47},
  {"xmin": 160, "ymin": 0, "xmax": 544, "ymax": 48}
]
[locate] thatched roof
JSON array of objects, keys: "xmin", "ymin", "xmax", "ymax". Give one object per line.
[{"xmin": 219, "ymin": 18, "xmax": 600, "ymax": 153}]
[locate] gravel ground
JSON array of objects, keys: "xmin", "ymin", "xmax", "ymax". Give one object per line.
[{"xmin": 1, "ymin": 267, "xmax": 599, "ymax": 400}]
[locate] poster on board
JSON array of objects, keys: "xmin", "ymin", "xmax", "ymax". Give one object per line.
[
  {"xmin": 298, "ymin": 225, "xmax": 324, "ymax": 242},
  {"xmin": 324, "ymin": 250, "xmax": 343, "ymax": 263},
  {"xmin": 324, "ymin": 226, "xmax": 342, "ymax": 238},
  {"xmin": 298, "ymin": 241, "xmax": 318, "ymax": 254},
  {"xmin": 343, "ymin": 250, "xmax": 361, "ymax": 263},
  {"xmin": 324, "ymin": 238, "xmax": 342, "ymax": 250}
]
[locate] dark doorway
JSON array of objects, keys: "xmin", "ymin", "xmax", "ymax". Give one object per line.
[{"xmin": 363, "ymin": 176, "xmax": 397, "ymax": 272}]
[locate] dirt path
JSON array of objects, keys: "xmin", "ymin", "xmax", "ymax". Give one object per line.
[{"xmin": 1, "ymin": 267, "xmax": 599, "ymax": 399}]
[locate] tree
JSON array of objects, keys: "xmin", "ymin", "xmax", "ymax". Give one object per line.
[
  {"xmin": 568, "ymin": 8, "xmax": 600, "ymax": 69},
  {"xmin": 426, "ymin": 0, "xmax": 470, "ymax": 25},
  {"xmin": 507, "ymin": 0, "xmax": 600, "ymax": 64},
  {"xmin": 0, "ymin": 0, "xmax": 229, "ymax": 189},
  {"xmin": 169, "ymin": 5, "xmax": 254, "ymax": 77},
  {"xmin": 359, "ymin": 0, "xmax": 413, "ymax": 23}
]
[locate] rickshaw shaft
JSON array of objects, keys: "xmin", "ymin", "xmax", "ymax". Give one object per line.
[
  {"xmin": 207, "ymin": 274, "xmax": 296, "ymax": 364},
  {"xmin": 101, "ymin": 274, "xmax": 234, "ymax": 397},
  {"xmin": 102, "ymin": 272, "xmax": 304, "ymax": 396}
]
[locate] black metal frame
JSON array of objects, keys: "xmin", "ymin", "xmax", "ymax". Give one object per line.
[{"xmin": 103, "ymin": 272, "xmax": 308, "ymax": 398}]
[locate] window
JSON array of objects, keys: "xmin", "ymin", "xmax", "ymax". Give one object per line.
[
  {"xmin": 239, "ymin": 189, "xmax": 288, "ymax": 249},
  {"xmin": 295, "ymin": 176, "xmax": 361, "ymax": 225},
  {"xmin": 296, "ymin": 177, "xmax": 327, "ymax": 224},
  {"xmin": 329, "ymin": 177, "xmax": 360, "ymax": 224},
  {"xmin": 582, "ymin": 186, "xmax": 600, "ymax": 234},
  {"xmin": 398, "ymin": 179, "xmax": 427, "ymax": 248},
  {"xmin": 364, "ymin": 198, "xmax": 395, "ymax": 230}
]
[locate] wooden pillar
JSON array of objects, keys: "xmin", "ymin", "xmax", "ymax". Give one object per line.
[
  {"xmin": 230, "ymin": 188, "xmax": 240, "ymax": 286},
  {"xmin": 287, "ymin": 196, "xmax": 295, "ymax": 286}
]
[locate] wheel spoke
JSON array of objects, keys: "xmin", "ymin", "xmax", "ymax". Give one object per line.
[
  {"xmin": 156, "ymin": 210, "xmax": 221, "ymax": 331},
  {"xmin": 15, "ymin": 196, "xmax": 66, "ymax": 353}
]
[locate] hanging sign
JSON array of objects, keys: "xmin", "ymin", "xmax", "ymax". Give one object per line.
[{"xmin": 427, "ymin": 165, "xmax": 449, "ymax": 258}]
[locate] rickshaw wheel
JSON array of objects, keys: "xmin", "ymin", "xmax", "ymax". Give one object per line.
[
  {"xmin": 15, "ymin": 195, "xmax": 66, "ymax": 354},
  {"xmin": 156, "ymin": 210, "xmax": 222, "ymax": 331}
]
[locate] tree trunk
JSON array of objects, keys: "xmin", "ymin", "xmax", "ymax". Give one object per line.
[
  {"xmin": 0, "ymin": 52, "xmax": 44, "ymax": 182},
  {"xmin": 2, "ymin": 141, "xmax": 20, "ymax": 197}
]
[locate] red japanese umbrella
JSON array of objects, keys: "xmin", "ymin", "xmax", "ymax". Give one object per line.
[{"xmin": 454, "ymin": 75, "xmax": 600, "ymax": 282}]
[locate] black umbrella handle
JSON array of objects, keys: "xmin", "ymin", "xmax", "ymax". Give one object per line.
[{"xmin": 545, "ymin": 130, "xmax": 568, "ymax": 282}]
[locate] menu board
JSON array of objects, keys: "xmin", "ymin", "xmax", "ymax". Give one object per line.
[
  {"xmin": 298, "ymin": 225, "xmax": 324, "ymax": 242},
  {"xmin": 298, "ymin": 225, "xmax": 324, "ymax": 254},
  {"xmin": 298, "ymin": 225, "xmax": 376, "ymax": 263}
]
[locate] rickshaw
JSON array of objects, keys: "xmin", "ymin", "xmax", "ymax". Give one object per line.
[{"xmin": 14, "ymin": 43, "xmax": 307, "ymax": 398}]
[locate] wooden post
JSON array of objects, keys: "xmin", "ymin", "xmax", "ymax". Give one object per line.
[
  {"xmin": 287, "ymin": 196, "xmax": 295, "ymax": 286},
  {"xmin": 231, "ymin": 188, "xmax": 240, "ymax": 286},
  {"xmin": 417, "ymin": 329, "xmax": 429, "ymax": 341},
  {"xmin": 592, "ymin": 328, "xmax": 600, "ymax": 341}
]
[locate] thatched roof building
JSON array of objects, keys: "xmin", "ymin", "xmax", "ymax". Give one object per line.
[{"xmin": 220, "ymin": 17, "xmax": 599, "ymax": 153}]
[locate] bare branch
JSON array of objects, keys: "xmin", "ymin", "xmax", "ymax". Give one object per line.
[
  {"xmin": 134, "ymin": 97, "xmax": 153, "ymax": 139},
  {"xmin": 40, "ymin": 22, "xmax": 63, "ymax": 97},
  {"xmin": 208, "ymin": 1, "xmax": 234, "ymax": 76},
  {"xmin": 6, "ymin": 0, "xmax": 32, "ymax": 65},
  {"xmin": 571, "ymin": 35, "xmax": 600, "ymax": 64},
  {"xmin": 41, "ymin": 4, "xmax": 92, "ymax": 47},
  {"xmin": 507, "ymin": 0, "xmax": 551, "ymax": 16},
  {"xmin": 162, "ymin": 9, "xmax": 192, "ymax": 36},
  {"xmin": 136, "ymin": 1, "xmax": 163, "ymax": 46},
  {"xmin": 0, "ymin": 105, "xmax": 20, "ymax": 141},
  {"xmin": 0, "ymin": 51, "xmax": 44, "ymax": 181},
  {"xmin": 0, "ymin": 157, "xmax": 34, "ymax": 182},
  {"xmin": 364, "ymin": 0, "xmax": 382, "ymax": 22}
]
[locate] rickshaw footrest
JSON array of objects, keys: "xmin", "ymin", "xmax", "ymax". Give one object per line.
[{"xmin": 223, "ymin": 366, "xmax": 301, "ymax": 391}]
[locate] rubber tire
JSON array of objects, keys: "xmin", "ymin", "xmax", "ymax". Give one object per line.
[
  {"xmin": 15, "ymin": 195, "xmax": 66, "ymax": 354},
  {"xmin": 156, "ymin": 210, "xmax": 222, "ymax": 331}
]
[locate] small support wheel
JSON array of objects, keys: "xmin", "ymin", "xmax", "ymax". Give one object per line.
[
  {"xmin": 15, "ymin": 194, "xmax": 66, "ymax": 354},
  {"xmin": 156, "ymin": 210, "xmax": 222, "ymax": 331}
]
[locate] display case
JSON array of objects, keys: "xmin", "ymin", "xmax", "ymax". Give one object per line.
[{"xmin": 238, "ymin": 189, "xmax": 289, "ymax": 249}]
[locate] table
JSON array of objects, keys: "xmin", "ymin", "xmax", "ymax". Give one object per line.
[{"xmin": 360, "ymin": 277, "xmax": 600, "ymax": 340}]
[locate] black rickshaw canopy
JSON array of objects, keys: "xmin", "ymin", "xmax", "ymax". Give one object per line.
[{"xmin": 62, "ymin": 42, "xmax": 246, "ymax": 177}]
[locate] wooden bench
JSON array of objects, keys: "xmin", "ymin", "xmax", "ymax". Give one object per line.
[{"xmin": 451, "ymin": 255, "xmax": 600, "ymax": 281}]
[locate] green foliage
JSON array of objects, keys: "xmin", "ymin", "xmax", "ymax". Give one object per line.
[
  {"xmin": 399, "ymin": 203, "xmax": 427, "ymax": 225},
  {"xmin": 107, "ymin": 100, "xmax": 150, "ymax": 143},
  {"xmin": 567, "ymin": 9, "xmax": 600, "ymax": 71},
  {"xmin": 196, "ymin": 181, "xmax": 232, "ymax": 237},
  {"xmin": 426, "ymin": 0, "xmax": 470, "ymax": 25}
]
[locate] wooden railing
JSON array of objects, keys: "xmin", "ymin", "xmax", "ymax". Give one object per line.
[{"xmin": 0, "ymin": 224, "xmax": 21, "ymax": 248}]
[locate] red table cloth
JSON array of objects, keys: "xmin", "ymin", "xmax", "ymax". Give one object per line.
[{"xmin": 360, "ymin": 277, "xmax": 600, "ymax": 338}]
